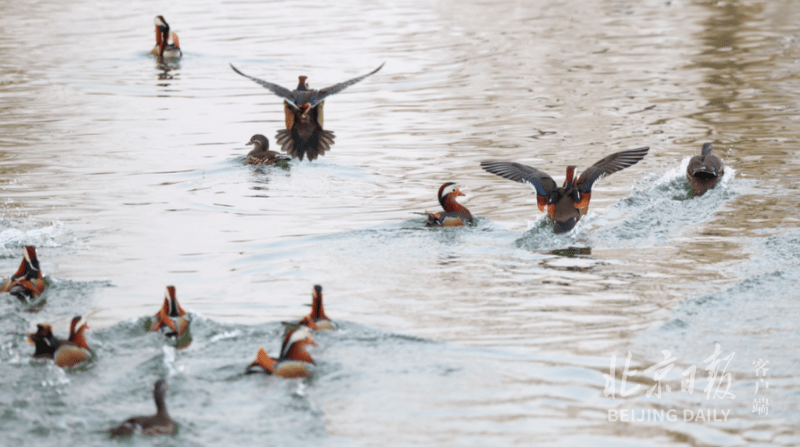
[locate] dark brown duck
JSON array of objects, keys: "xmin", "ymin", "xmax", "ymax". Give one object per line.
[
  {"xmin": 230, "ymin": 63, "xmax": 383, "ymax": 161},
  {"xmin": 481, "ymin": 147, "xmax": 649, "ymax": 233},
  {"xmin": 245, "ymin": 134, "xmax": 291, "ymax": 165},
  {"xmin": 109, "ymin": 379, "xmax": 175, "ymax": 436},
  {"xmin": 686, "ymin": 143, "xmax": 724, "ymax": 196}
]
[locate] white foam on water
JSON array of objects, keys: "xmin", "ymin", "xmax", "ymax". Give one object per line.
[{"xmin": 0, "ymin": 221, "xmax": 64, "ymax": 255}]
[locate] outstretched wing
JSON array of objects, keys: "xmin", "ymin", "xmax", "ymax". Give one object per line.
[
  {"xmin": 480, "ymin": 161, "xmax": 557, "ymax": 212},
  {"xmin": 480, "ymin": 161, "xmax": 556, "ymax": 196},
  {"xmin": 230, "ymin": 64, "xmax": 299, "ymax": 108},
  {"xmin": 575, "ymin": 146, "xmax": 649, "ymax": 193},
  {"xmin": 311, "ymin": 63, "xmax": 385, "ymax": 107}
]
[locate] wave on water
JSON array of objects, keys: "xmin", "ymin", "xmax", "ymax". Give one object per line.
[
  {"xmin": 0, "ymin": 221, "xmax": 64, "ymax": 257},
  {"xmin": 576, "ymin": 159, "xmax": 739, "ymax": 247}
]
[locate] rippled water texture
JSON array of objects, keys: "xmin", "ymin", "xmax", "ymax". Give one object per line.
[{"xmin": 1, "ymin": 0, "xmax": 799, "ymax": 445}]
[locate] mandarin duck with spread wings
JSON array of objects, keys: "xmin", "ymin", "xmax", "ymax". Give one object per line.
[
  {"xmin": 230, "ymin": 63, "xmax": 384, "ymax": 161},
  {"xmin": 481, "ymin": 147, "xmax": 649, "ymax": 233}
]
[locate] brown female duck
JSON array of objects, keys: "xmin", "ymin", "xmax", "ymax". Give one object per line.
[
  {"xmin": 27, "ymin": 316, "xmax": 92, "ymax": 369},
  {"xmin": 416, "ymin": 182, "xmax": 473, "ymax": 227},
  {"xmin": 246, "ymin": 326, "xmax": 319, "ymax": 378},
  {"xmin": 109, "ymin": 379, "xmax": 175, "ymax": 436},
  {"xmin": 481, "ymin": 147, "xmax": 649, "ymax": 233},
  {"xmin": 687, "ymin": 143, "xmax": 724, "ymax": 196},
  {"xmin": 149, "ymin": 286, "xmax": 189, "ymax": 337},
  {"xmin": 2, "ymin": 246, "xmax": 45, "ymax": 301},
  {"xmin": 229, "ymin": 63, "xmax": 384, "ymax": 161},
  {"xmin": 150, "ymin": 16, "xmax": 181, "ymax": 58},
  {"xmin": 245, "ymin": 134, "xmax": 291, "ymax": 165}
]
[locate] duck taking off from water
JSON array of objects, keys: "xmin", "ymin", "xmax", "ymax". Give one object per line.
[
  {"xmin": 415, "ymin": 182, "xmax": 473, "ymax": 227},
  {"xmin": 229, "ymin": 63, "xmax": 384, "ymax": 161},
  {"xmin": 151, "ymin": 16, "xmax": 182, "ymax": 58},
  {"xmin": 686, "ymin": 143, "xmax": 724, "ymax": 197},
  {"xmin": 246, "ymin": 326, "xmax": 319, "ymax": 378},
  {"xmin": 27, "ymin": 316, "xmax": 92, "ymax": 369},
  {"xmin": 1, "ymin": 246, "xmax": 45, "ymax": 302},
  {"xmin": 245, "ymin": 134, "xmax": 291, "ymax": 165},
  {"xmin": 481, "ymin": 147, "xmax": 649, "ymax": 233},
  {"xmin": 109, "ymin": 379, "xmax": 175, "ymax": 436}
]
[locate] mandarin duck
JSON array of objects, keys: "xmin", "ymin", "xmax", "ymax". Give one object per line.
[
  {"xmin": 27, "ymin": 316, "xmax": 92, "ymax": 369},
  {"xmin": 2, "ymin": 246, "xmax": 45, "ymax": 301},
  {"xmin": 149, "ymin": 286, "xmax": 190, "ymax": 338},
  {"xmin": 150, "ymin": 16, "xmax": 182, "ymax": 58},
  {"xmin": 298, "ymin": 285, "xmax": 333, "ymax": 330},
  {"xmin": 481, "ymin": 147, "xmax": 649, "ymax": 233},
  {"xmin": 230, "ymin": 63, "xmax": 384, "ymax": 161},
  {"xmin": 246, "ymin": 326, "xmax": 319, "ymax": 378},
  {"xmin": 415, "ymin": 182, "xmax": 473, "ymax": 227}
]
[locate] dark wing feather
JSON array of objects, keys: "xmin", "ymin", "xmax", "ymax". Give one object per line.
[
  {"xmin": 575, "ymin": 146, "xmax": 649, "ymax": 193},
  {"xmin": 480, "ymin": 161, "xmax": 557, "ymax": 196},
  {"xmin": 275, "ymin": 128, "xmax": 335, "ymax": 161},
  {"xmin": 311, "ymin": 63, "xmax": 385, "ymax": 107},
  {"xmin": 230, "ymin": 64, "xmax": 298, "ymax": 107},
  {"xmin": 701, "ymin": 142, "xmax": 714, "ymax": 156}
]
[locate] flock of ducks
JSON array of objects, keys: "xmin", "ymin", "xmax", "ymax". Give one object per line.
[
  {"xmin": 2, "ymin": 14, "xmax": 728, "ymax": 437},
  {"xmin": 3, "ymin": 244, "xmax": 333, "ymax": 436}
]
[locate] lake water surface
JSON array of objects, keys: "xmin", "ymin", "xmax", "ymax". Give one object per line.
[{"xmin": 1, "ymin": 0, "xmax": 799, "ymax": 445}]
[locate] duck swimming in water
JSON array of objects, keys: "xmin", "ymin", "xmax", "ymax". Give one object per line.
[
  {"xmin": 27, "ymin": 316, "xmax": 92, "ymax": 369},
  {"xmin": 481, "ymin": 147, "xmax": 649, "ymax": 233},
  {"xmin": 245, "ymin": 134, "xmax": 291, "ymax": 165},
  {"xmin": 149, "ymin": 286, "xmax": 189, "ymax": 338},
  {"xmin": 687, "ymin": 142, "xmax": 724, "ymax": 197},
  {"xmin": 109, "ymin": 379, "xmax": 175, "ymax": 436},
  {"xmin": 151, "ymin": 16, "xmax": 182, "ymax": 59},
  {"xmin": 1, "ymin": 246, "xmax": 45, "ymax": 302},
  {"xmin": 296, "ymin": 285, "xmax": 334, "ymax": 330},
  {"xmin": 415, "ymin": 182, "xmax": 473, "ymax": 227},
  {"xmin": 229, "ymin": 63, "xmax": 384, "ymax": 161},
  {"xmin": 246, "ymin": 326, "xmax": 319, "ymax": 378}
]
